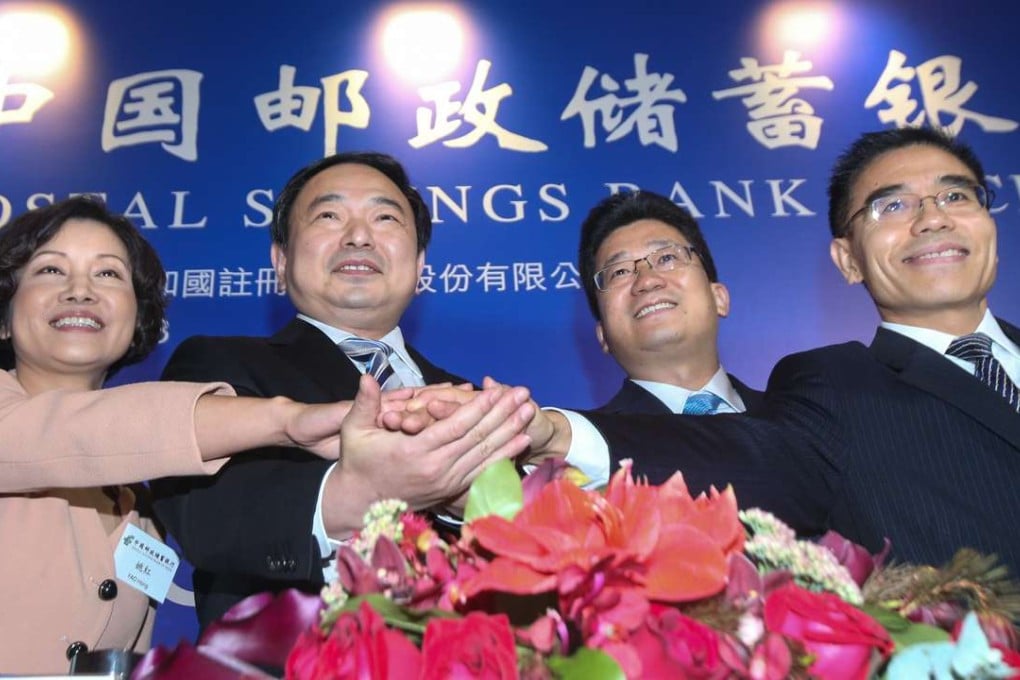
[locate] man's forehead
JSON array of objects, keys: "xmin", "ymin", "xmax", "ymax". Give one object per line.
[
  {"xmin": 853, "ymin": 145, "xmax": 976, "ymax": 195},
  {"xmin": 298, "ymin": 163, "xmax": 408, "ymax": 206},
  {"xmin": 598, "ymin": 220, "xmax": 691, "ymax": 261}
]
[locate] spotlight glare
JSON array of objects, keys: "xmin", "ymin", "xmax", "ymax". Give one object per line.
[
  {"xmin": 381, "ymin": 7, "xmax": 466, "ymax": 85},
  {"xmin": 0, "ymin": 8, "xmax": 72, "ymax": 78}
]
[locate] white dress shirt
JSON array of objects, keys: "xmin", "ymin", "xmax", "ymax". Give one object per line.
[
  {"xmin": 556, "ymin": 365, "xmax": 746, "ymax": 488},
  {"xmin": 298, "ymin": 315, "xmax": 427, "ymax": 581},
  {"xmin": 881, "ymin": 309, "xmax": 1020, "ymax": 384}
]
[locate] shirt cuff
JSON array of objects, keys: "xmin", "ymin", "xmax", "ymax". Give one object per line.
[
  {"xmin": 314, "ymin": 462, "xmax": 340, "ymax": 582},
  {"xmin": 545, "ymin": 407, "xmax": 610, "ymax": 488}
]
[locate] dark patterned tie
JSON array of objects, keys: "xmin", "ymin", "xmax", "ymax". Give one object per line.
[
  {"xmin": 682, "ymin": 392, "xmax": 724, "ymax": 415},
  {"xmin": 337, "ymin": 337, "xmax": 403, "ymax": 391},
  {"xmin": 945, "ymin": 333, "xmax": 1020, "ymax": 414}
]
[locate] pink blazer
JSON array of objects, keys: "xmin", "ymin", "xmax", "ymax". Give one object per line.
[{"xmin": 0, "ymin": 371, "xmax": 232, "ymax": 675}]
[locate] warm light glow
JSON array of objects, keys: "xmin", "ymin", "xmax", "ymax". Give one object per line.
[
  {"xmin": 755, "ymin": 1, "xmax": 844, "ymax": 55},
  {"xmin": 379, "ymin": 5, "xmax": 467, "ymax": 84},
  {"xmin": 0, "ymin": 7, "xmax": 72, "ymax": 78}
]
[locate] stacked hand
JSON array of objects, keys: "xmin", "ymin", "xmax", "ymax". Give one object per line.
[{"xmin": 321, "ymin": 375, "xmax": 540, "ymax": 538}]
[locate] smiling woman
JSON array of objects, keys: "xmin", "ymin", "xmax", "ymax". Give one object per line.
[{"xmin": 0, "ymin": 197, "xmax": 359, "ymax": 674}]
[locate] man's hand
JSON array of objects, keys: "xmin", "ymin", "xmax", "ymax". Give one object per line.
[
  {"xmin": 478, "ymin": 377, "xmax": 572, "ymax": 465},
  {"xmin": 321, "ymin": 374, "xmax": 534, "ymax": 538},
  {"xmin": 377, "ymin": 382, "xmax": 475, "ymax": 434}
]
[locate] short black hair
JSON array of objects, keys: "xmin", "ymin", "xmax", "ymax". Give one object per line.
[
  {"xmin": 0, "ymin": 196, "xmax": 167, "ymax": 377},
  {"xmin": 828, "ymin": 126, "xmax": 990, "ymax": 238},
  {"xmin": 578, "ymin": 190, "xmax": 719, "ymax": 320},
  {"xmin": 271, "ymin": 151, "xmax": 432, "ymax": 252}
]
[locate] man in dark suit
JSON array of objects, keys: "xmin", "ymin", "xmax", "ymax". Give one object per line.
[
  {"xmin": 576, "ymin": 190, "xmax": 762, "ymax": 416},
  {"xmin": 525, "ymin": 127, "xmax": 1020, "ymax": 575},
  {"xmin": 152, "ymin": 152, "xmax": 534, "ymax": 627}
]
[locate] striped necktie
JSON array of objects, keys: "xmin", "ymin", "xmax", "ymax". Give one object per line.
[
  {"xmin": 945, "ymin": 332, "xmax": 1020, "ymax": 414},
  {"xmin": 337, "ymin": 337, "xmax": 403, "ymax": 391},
  {"xmin": 682, "ymin": 391, "xmax": 724, "ymax": 415}
]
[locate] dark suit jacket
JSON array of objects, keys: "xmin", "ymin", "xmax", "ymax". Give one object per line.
[
  {"xmin": 583, "ymin": 321, "xmax": 1020, "ymax": 574},
  {"xmin": 597, "ymin": 374, "xmax": 763, "ymax": 415},
  {"xmin": 151, "ymin": 318, "xmax": 465, "ymax": 628}
]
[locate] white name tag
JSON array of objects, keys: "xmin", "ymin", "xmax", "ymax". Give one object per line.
[{"xmin": 113, "ymin": 524, "xmax": 179, "ymax": 603}]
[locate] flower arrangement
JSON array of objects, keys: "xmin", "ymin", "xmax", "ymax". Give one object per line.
[{"xmin": 135, "ymin": 460, "xmax": 1020, "ymax": 679}]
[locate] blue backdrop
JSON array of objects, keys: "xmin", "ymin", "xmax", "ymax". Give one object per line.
[{"xmin": 2, "ymin": 0, "xmax": 1018, "ymax": 647}]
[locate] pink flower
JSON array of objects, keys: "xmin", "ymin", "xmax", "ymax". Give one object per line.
[
  {"xmin": 717, "ymin": 632, "xmax": 792, "ymax": 680},
  {"xmin": 619, "ymin": 604, "xmax": 727, "ymax": 679},
  {"xmin": 817, "ymin": 531, "xmax": 889, "ymax": 587},
  {"xmin": 764, "ymin": 583, "xmax": 892, "ymax": 680}
]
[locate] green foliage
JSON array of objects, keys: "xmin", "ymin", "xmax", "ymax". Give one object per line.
[
  {"xmin": 463, "ymin": 458, "xmax": 523, "ymax": 522},
  {"xmin": 546, "ymin": 647, "xmax": 625, "ymax": 680},
  {"xmin": 863, "ymin": 605, "xmax": 950, "ymax": 650}
]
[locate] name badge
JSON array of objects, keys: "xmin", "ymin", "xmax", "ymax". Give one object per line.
[{"xmin": 113, "ymin": 524, "xmax": 179, "ymax": 603}]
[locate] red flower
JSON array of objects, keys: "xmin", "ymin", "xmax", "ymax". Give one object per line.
[
  {"xmin": 617, "ymin": 604, "xmax": 727, "ymax": 679},
  {"xmin": 764, "ymin": 583, "xmax": 892, "ymax": 680},
  {"xmin": 284, "ymin": 601, "xmax": 421, "ymax": 679},
  {"xmin": 461, "ymin": 463, "xmax": 742, "ymax": 641},
  {"xmin": 420, "ymin": 612, "xmax": 519, "ymax": 679}
]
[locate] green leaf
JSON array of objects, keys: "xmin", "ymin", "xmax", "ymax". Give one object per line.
[
  {"xmin": 863, "ymin": 605, "xmax": 912, "ymax": 633},
  {"xmin": 864, "ymin": 607, "xmax": 950, "ymax": 648},
  {"xmin": 862, "ymin": 605, "xmax": 950, "ymax": 650},
  {"xmin": 889, "ymin": 622, "xmax": 951, "ymax": 649},
  {"xmin": 547, "ymin": 648, "xmax": 625, "ymax": 680},
  {"xmin": 464, "ymin": 458, "xmax": 523, "ymax": 522}
]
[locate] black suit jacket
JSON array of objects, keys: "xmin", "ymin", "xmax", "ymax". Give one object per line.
[
  {"xmin": 583, "ymin": 321, "xmax": 1020, "ymax": 574},
  {"xmin": 597, "ymin": 374, "xmax": 763, "ymax": 415},
  {"xmin": 151, "ymin": 318, "xmax": 465, "ymax": 628}
]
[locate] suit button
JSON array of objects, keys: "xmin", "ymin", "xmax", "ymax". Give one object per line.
[
  {"xmin": 66, "ymin": 641, "xmax": 88, "ymax": 660},
  {"xmin": 98, "ymin": 579, "xmax": 118, "ymax": 601}
]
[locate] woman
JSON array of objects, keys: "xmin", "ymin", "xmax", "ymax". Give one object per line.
[{"xmin": 0, "ymin": 197, "xmax": 352, "ymax": 673}]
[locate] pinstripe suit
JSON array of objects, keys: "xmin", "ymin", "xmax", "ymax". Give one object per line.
[{"xmin": 583, "ymin": 321, "xmax": 1020, "ymax": 573}]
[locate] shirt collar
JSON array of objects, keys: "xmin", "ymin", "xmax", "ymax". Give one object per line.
[
  {"xmin": 632, "ymin": 365, "xmax": 746, "ymax": 414},
  {"xmin": 881, "ymin": 309, "xmax": 1020, "ymax": 359},
  {"xmin": 296, "ymin": 314, "xmax": 423, "ymax": 379}
]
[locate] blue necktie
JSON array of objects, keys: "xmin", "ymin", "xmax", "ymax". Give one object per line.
[
  {"xmin": 945, "ymin": 333, "xmax": 1019, "ymax": 414},
  {"xmin": 682, "ymin": 391, "xmax": 723, "ymax": 415},
  {"xmin": 337, "ymin": 337, "xmax": 403, "ymax": 391}
]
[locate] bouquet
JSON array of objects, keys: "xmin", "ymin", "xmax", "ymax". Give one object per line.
[{"xmin": 135, "ymin": 460, "xmax": 1020, "ymax": 679}]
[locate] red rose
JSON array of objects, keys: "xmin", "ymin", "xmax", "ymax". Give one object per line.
[
  {"xmin": 764, "ymin": 583, "xmax": 892, "ymax": 680},
  {"xmin": 626, "ymin": 605, "xmax": 726, "ymax": 679},
  {"xmin": 284, "ymin": 601, "xmax": 421, "ymax": 680},
  {"xmin": 420, "ymin": 612, "xmax": 519, "ymax": 679},
  {"xmin": 285, "ymin": 629, "xmax": 326, "ymax": 680}
]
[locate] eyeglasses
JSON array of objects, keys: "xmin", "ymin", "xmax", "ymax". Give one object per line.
[
  {"xmin": 844, "ymin": 183, "xmax": 989, "ymax": 233},
  {"xmin": 593, "ymin": 244, "xmax": 699, "ymax": 291}
]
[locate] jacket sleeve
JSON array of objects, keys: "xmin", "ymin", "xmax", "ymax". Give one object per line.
[
  {"xmin": 150, "ymin": 337, "xmax": 331, "ymax": 586},
  {"xmin": 0, "ymin": 370, "xmax": 232, "ymax": 493}
]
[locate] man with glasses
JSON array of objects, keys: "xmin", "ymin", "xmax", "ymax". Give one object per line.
[
  {"xmin": 577, "ymin": 190, "xmax": 761, "ymax": 416},
  {"xmin": 522, "ymin": 126, "xmax": 1020, "ymax": 573}
]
